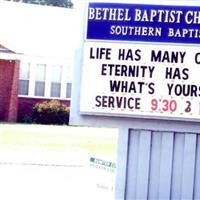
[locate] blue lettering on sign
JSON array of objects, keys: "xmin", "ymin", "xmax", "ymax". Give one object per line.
[{"xmin": 87, "ymin": 3, "xmax": 200, "ymax": 44}]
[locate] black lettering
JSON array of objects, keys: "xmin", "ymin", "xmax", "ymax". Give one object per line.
[
  {"xmin": 110, "ymin": 80, "xmax": 121, "ymax": 92},
  {"xmin": 199, "ymin": 86, "xmax": 200, "ymax": 97},
  {"xmin": 118, "ymin": 49, "xmax": 125, "ymax": 60},
  {"xmin": 129, "ymin": 65, "xmax": 138, "ymax": 77},
  {"xmin": 171, "ymin": 51, "xmax": 178, "ymax": 63},
  {"xmin": 151, "ymin": 50, "xmax": 185, "ymax": 63},
  {"xmin": 174, "ymin": 84, "xmax": 182, "ymax": 96},
  {"xmin": 94, "ymin": 95, "xmax": 141, "ymax": 110},
  {"xmin": 137, "ymin": 82, "xmax": 145, "ymax": 93},
  {"xmin": 108, "ymin": 64, "xmax": 115, "ymax": 75},
  {"xmin": 116, "ymin": 96, "xmax": 123, "ymax": 108},
  {"xmin": 173, "ymin": 68, "xmax": 182, "ymax": 80},
  {"xmin": 127, "ymin": 98, "xmax": 134, "ymax": 109},
  {"xmin": 165, "ymin": 67, "xmax": 173, "ymax": 79},
  {"xmin": 185, "ymin": 101, "xmax": 191, "ymax": 113},
  {"xmin": 105, "ymin": 48, "xmax": 112, "ymax": 60},
  {"xmin": 180, "ymin": 52, "xmax": 186, "ymax": 63},
  {"xmin": 108, "ymin": 96, "xmax": 115, "ymax": 108},
  {"xmin": 118, "ymin": 48, "xmax": 141, "ymax": 61},
  {"xmin": 190, "ymin": 85, "xmax": 198, "ymax": 97},
  {"xmin": 148, "ymin": 83, "xmax": 155, "ymax": 94},
  {"xmin": 167, "ymin": 83, "xmax": 199, "ymax": 97},
  {"xmin": 135, "ymin": 98, "xmax": 141, "ymax": 109},
  {"xmin": 102, "ymin": 95, "xmax": 108, "ymax": 107},
  {"xmin": 90, "ymin": 47, "xmax": 95, "ymax": 59},
  {"xmin": 121, "ymin": 81, "xmax": 128, "ymax": 92},
  {"xmin": 128, "ymin": 82, "xmax": 137, "ymax": 93},
  {"xmin": 140, "ymin": 65, "xmax": 147, "ymax": 77},
  {"xmin": 110, "ymin": 80, "xmax": 153, "ymax": 93},
  {"xmin": 167, "ymin": 83, "xmax": 174, "ymax": 95},
  {"xmin": 165, "ymin": 67, "xmax": 189, "ymax": 80},
  {"xmin": 101, "ymin": 64, "xmax": 155, "ymax": 77},
  {"xmin": 121, "ymin": 65, "xmax": 128, "ymax": 76},
  {"xmin": 182, "ymin": 68, "xmax": 189, "ymax": 80},
  {"xmin": 135, "ymin": 49, "xmax": 141, "ymax": 61},
  {"xmin": 126, "ymin": 49, "xmax": 134, "ymax": 61},
  {"xmin": 195, "ymin": 53, "xmax": 200, "ymax": 64},
  {"xmin": 101, "ymin": 64, "xmax": 107, "ymax": 75},
  {"xmin": 89, "ymin": 47, "xmax": 111, "ymax": 59},
  {"xmin": 151, "ymin": 50, "xmax": 161, "ymax": 62},
  {"xmin": 115, "ymin": 65, "xmax": 121, "ymax": 76},
  {"xmin": 95, "ymin": 96, "xmax": 101, "ymax": 107},
  {"xmin": 162, "ymin": 51, "xmax": 170, "ymax": 62}
]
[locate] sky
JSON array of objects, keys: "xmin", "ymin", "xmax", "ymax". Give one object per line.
[
  {"xmin": 0, "ymin": 0, "xmax": 187, "ymax": 58},
  {"xmin": 0, "ymin": 0, "xmax": 135, "ymax": 58},
  {"xmin": 0, "ymin": 0, "xmax": 85, "ymax": 58}
]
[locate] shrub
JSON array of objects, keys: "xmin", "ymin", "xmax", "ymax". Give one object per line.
[
  {"xmin": 21, "ymin": 114, "xmax": 33, "ymax": 124},
  {"xmin": 32, "ymin": 100, "xmax": 70, "ymax": 125}
]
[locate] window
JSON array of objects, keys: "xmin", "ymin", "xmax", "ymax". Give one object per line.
[
  {"xmin": 19, "ymin": 61, "xmax": 71, "ymax": 100},
  {"xmin": 19, "ymin": 62, "xmax": 30, "ymax": 95},
  {"xmin": 66, "ymin": 82, "xmax": 72, "ymax": 98},
  {"xmin": 35, "ymin": 64, "xmax": 46, "ymax": 96},
  {"xmin": 51, "ymin": 65, "xmax": 62, "ymax": 97}
]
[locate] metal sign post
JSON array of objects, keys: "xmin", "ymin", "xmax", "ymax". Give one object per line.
[{"xmin": 70, "ymin": 1, "xmax": 200, "ymax": 199}]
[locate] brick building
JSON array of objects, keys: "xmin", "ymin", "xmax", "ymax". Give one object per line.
[
  {"xmin": 0, "ymin": 45, "xmax": 20, "ymax": 121},
  {"xmin": 0, "ymin": 41, "xmax": 72, "ymax": 122},
  {"xmin": 0, "ymin": 1, "xmax": 79, "ymax": 122}
]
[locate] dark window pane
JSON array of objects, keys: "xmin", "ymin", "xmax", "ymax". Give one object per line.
[
  {"xmin": 51, "ymin": 82, "xmax": 61, "ymax": 97},
  {"xmin": 19, "ymin": 80, "xmax": 29, "ymax": 95},
  {"xmin": 66, "ymin": 83, "xmax": 71, "ymax": 98},
  {"xmin": 35, "ymin": 81, "xmax": 45, "ymax": 96}
]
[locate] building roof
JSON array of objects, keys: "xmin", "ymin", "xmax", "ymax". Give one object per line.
[
  {"xmin": 0, "ymin": 44, "xmax": 15, "ymax": 54},
  {"xmin": 0, "ymin": 43, "xmax": 23, "ymax": 60},
  {"xmin": 0, "ymin": 1, "xmax": 82, "ymax": 60}
]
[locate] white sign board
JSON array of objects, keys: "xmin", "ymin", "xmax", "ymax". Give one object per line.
[{"xmin": 80, "ymin": 2, "xmax": 200, "ymax": 120}]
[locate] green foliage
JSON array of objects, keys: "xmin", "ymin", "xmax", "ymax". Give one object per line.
[
  {"xmin": 6, "ymin": 0, "xmax": 73, "ymax": 8},
  {"xmin": 21, "ymin": 114, "xmax": 33, "ymax": 124},
  {"xmin": 32, "ymin": 100, "xmax": 70, "ymax": 125}
]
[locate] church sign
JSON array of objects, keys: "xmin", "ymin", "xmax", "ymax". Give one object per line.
[{"xmin": 80, "ymin": 2, "xmax": 200, "ymax": 120}]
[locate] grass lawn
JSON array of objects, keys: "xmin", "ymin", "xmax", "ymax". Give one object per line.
[{"xmin": 0, "ymin": 124, "xmax": 118, "ymax": 156}]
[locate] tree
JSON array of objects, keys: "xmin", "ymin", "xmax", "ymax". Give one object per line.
[{"xmin": 5, "ymin": 0, "xmax": 73, "ymax": 8}]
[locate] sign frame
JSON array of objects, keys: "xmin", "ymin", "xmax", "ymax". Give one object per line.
[{"xmin": 79, "ymin": 0, "xmax": 200, "ymax": 122}]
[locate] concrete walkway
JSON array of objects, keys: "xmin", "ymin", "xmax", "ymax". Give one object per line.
[{"xmin": 0, "ymin": 148, "xmax": 115, "ymax": 200}]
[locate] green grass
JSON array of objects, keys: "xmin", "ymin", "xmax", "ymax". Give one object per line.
[{"xmin": 0, "ymin": 124, "xmax": 118, "ymax": 156}]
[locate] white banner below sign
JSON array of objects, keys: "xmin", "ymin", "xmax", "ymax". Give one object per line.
[{"xmin": 80, "ymin": 41, "xmax": 200, "ymax": 120}]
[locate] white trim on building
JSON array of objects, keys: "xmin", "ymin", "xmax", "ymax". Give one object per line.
[{"xmin": 18, "ymin": 55, "xmax": 72, "ymax": 100}]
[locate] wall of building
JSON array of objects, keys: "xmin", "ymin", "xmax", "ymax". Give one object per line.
[
  {"xmin": 16, "ymin": 55, "xmax": 72, "ymax": 122},
  {"xmin": 125, "ymin": 129, "xmax": 200, "ymax": 200},
  {"xmin": 0, "ymin": 59, "xmax": 19, "ymax": 121}
]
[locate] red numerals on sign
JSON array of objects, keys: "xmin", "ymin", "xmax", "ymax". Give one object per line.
[
  {"xmin": 151, "ymin": 99, "xmax": 177, "ymax": 112},
  {"xmin": 151, "ymin": 99, "xmax": 158, "ymax": 111}
]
